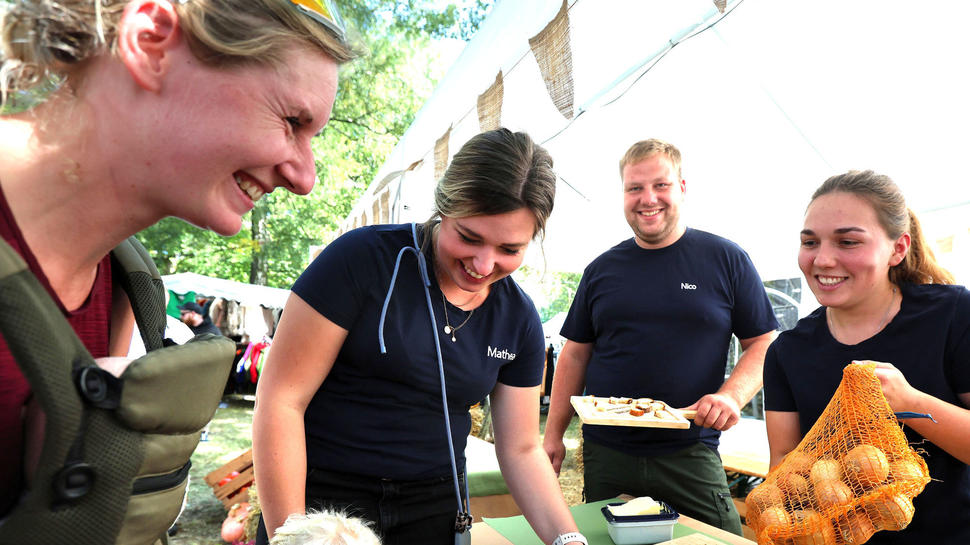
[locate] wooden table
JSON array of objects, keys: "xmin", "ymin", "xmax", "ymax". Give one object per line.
[{"xmin": 471, "ymin": 513, "xmax": 755, "ymax": 545}]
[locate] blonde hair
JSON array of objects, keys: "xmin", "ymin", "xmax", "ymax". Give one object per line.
[
  {"xmin": 0, "ymin": 0, "xmax": 353, "ymax": 104},
  {"xmin": 270, "ymin": 511, "xmax": 381, "ymax": 545},
  {"xmin": 618, "ymin": 138, "xmax": 682, "ymax": 180},
  {"xmin": 811, "ymin": 170, "xmax": 954, "ymax": 285}
]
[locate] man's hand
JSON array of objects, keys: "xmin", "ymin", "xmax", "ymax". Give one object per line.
[
  {"xmin": 542, "ymin": 435, "xmax": 567, "ymax": 475},
  {"xmin": 682, "ymin": 392, "xmax": 741, "ymax": 431}
]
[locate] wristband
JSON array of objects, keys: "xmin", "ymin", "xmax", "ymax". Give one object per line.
[{"xmin": 552, "ymin": 532, "xmax": 588, "ymax": 545}]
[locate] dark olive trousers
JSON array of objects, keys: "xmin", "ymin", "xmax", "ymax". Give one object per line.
[{"xmin": 583, "ymin": 440, "xmax": 744, "ymax": 536}]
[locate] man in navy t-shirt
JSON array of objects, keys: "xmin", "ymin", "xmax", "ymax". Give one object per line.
[{"xmin": 542, "ymin": 139, "xmax": 777, "ymax": 535}]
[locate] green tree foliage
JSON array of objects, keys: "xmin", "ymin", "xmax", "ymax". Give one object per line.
[
  {"xmin": 137, "ymin": 0, "xmax": 493, "ymax": 288},
  {"xmin": 515, "ymin": 266, "xmax": 583, "ymax": 323}
]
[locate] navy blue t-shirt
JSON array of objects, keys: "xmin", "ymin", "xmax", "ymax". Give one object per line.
[
  {"xmin": 561, "ymin": 228, "xmax": 778, "ymax": 455},
  {"xmin": 764, "ymin": 283, "xmax": 970, "ymax": 544},
  {"xmin": 292, "ymin": 224, "xmax": 544, "ymax": 480}
]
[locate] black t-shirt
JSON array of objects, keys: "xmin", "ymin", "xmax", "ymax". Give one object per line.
[
  {"xmin": 189, "ymin": 319, "xmax": 222, "ymax": 337},
  {"xmin": 292, "ymin": 224, "xmax": 544, "ymax": 479},
  {"xmin": 764, "ymin": 282, "xmax": 970, "ymax": 543},
  {"xmin": 562, "ymin": 228, "xmax": 778, "ymax": 455}
]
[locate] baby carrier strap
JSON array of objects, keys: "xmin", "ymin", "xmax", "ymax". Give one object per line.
[
  {"xmin": 111, "ymin": 238, "xmax": 166, "ymax": 353},
  {"xmin": 0, "ymin": 238, "xmax": 235, "ymax": 545}
]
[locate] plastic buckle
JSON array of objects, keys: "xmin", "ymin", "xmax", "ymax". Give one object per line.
[
  {"xmin": 74, "ymin": 366, "xmax": 121, "ymax": 408},
  {"xmin": 51, "ymin": 462, "xmax": 95, "ymax": 507},
  {"xmin": 77, "ymin": 366, "xmax": 108, "ymax": 402}
]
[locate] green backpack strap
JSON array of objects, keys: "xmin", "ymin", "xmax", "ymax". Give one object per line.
[
  {"xmin": 111, "ymin": 237, "xmax": 165, "ymax": 353},
  {"xmin": 0, "ymin": 240, "xmax": 142, "ymax": 544},
  {"xmin": 0, "ymin": 238, "xmax": 235, "ymax": 545}
]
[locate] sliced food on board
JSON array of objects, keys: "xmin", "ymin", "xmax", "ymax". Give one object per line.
[{"xmin": 570, "ymin": 395, "xmax": 694, "ymax": 429}]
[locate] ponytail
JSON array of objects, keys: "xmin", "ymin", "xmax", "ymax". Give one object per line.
[{"xmin": 891, "ymin": 209, "xmax": 955, "ymax": 285}]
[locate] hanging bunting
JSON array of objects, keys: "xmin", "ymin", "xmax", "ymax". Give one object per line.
[
  {"xmin": 434, "ymin": 126, "xmax": 452, "ymax": 181},
  {"xmin": 380, "ymin": 190, "xmax": 390, "ymax": 223},
  {"xmin": 477, "ymin": 71, "xmax": 504, "ymax": 132},
  {"xmin": 528, "ymin": 0, "xmax": 574, "ymax": 119}
]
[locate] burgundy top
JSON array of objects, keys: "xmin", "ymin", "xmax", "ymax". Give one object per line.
[{"xmin": 0, "ymin": 184, "xmax": 113, "ymax": 515}]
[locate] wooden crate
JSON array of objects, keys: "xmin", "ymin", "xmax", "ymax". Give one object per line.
[{"xmin": 204, "ymin": 448, "xmax": 255, "ymax": 509}]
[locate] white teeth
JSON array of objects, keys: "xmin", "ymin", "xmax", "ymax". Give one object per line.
[
  {"xmin": 640, "ymin": 209, "xmax": 661, "ymax": 217},
  {"xmin": 464, "ymin": 264, "xmax": 484, "ymax": 279},
  {"xmin": 235, "ymin": 175, "xmax": 264, "ymax": 202},
  {"xmin": 818, "ymin": 276, "xmax": 844, "ymax": 285}
]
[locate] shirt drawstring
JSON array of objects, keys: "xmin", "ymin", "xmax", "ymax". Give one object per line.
[{"xmin": 376, "ymin": 222, "xmax": 471, "ymax": 524}]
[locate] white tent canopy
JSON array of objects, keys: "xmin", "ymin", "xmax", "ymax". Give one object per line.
[
  {"xmin": 162, "ymin": 272, "xmax": 290, "ymax": 310},
  {"xmin": 345, "ymin": 0, "xmax": 970, "ymax": 288}
]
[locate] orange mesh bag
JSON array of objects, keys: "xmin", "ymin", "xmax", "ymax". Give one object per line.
[{"xmin": 746, "ymin": 361, "xmax": 931, "ymax": 545}]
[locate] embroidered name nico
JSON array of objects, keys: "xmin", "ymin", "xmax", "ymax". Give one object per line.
[
  {"xmin": 487, "ymin": 346, "xmax": 517, "ymax": 360},
  {"xmin": 680, "ymin": 282, "xmax": 697, "ymax": 290}
]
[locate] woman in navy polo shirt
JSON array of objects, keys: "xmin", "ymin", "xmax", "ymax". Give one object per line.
[
  {"xmin": 253, "ymin": 129, "xmax": 586, "ymax": 545},
  {"xmin": 764, "ymin": 170, "xmax": 970, "ymax": 543}
]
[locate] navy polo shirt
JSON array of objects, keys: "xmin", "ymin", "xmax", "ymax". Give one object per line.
[{"xmin": 292, "ymin": 224, "xmax": 544, "ymax": 479}]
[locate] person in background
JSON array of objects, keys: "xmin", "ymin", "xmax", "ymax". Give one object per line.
[
  {"xmin": 271, "ymin": 510, "xmax": 381, "ymax": 545},
  {"xmin": 0, "ymin": 0, "xmax": 351, "ymax": 517},
  {"xmin": 129, "ymin": 287, "xmax": 195, "ymax": 358},
  {"xmin": 253, "ymin": 129, "xmax": 588, "ymax": 545},
  {"xmin": 764, "ymin": 170, "xmax": 970, "ymax": 543},
  {"xmin": 180, "ymin": 301, "xmax": 223, "ymax": 336},
  {"xmin": 542, "ymin": 138, "xmax": 778, "ymax": 535}
]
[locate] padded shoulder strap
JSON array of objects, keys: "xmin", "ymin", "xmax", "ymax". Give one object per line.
[
  {"xmin": 0, "ymin": 238, "xmax": 95, "ymax": 419},
  {"xmin": 112, "ymin": 237, "xmax": 166, "ymax": 352},
  {"xmin": 0, "ymin": 239, "xmax": 140, "ymax": 544}
]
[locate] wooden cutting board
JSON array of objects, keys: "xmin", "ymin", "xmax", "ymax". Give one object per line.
[{"xmin": 570, "ymin": 395, "xmax": 693, "ymax": 429}]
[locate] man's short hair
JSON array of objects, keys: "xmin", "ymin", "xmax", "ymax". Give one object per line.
[{"xmin": 619, "ymin": 139, "xmax": 683, "ymax": 180}]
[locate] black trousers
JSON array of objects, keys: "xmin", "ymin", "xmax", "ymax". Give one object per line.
[{"xmin": 256, "ymin": 467, "xmax": 464, "ymax": 545}]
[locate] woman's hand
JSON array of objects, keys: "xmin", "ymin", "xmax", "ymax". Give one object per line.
[
  {"xmin": 871, "ymin": 362, "xmax": 970, "ymax": 464},
  {"xmin": 872, "ymin": 361, "xmax": 918, "ymax": 412}
]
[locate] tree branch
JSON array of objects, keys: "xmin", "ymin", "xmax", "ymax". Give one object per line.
[{"xmin": 329, "ymin": 117, "xmax": 393, "ymax": 136}]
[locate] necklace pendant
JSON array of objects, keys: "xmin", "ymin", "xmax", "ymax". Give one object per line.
[
  {"xmin": 451, "ymin": 335, "xmax": 457, "ymax": 342},
  {"xmin": 443, "ymin": 325, "xmax": 453, "ymax": 334}
]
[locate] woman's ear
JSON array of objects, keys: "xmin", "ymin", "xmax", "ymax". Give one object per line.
[
  {"xmin": 117, "ymin": 0, "xmax": 180, "ymax": 92},
  {"xmin": 890, "ymin": 232, "xmax": 911, "ymax": 267}
]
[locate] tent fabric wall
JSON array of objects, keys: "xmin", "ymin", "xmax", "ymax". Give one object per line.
[
  {"xmin": 343, "ymin": 0, "xmax": 970, "ymax": 287},
  {"xmin": 162, "ymin": 272, "xmax": 290, "ymax": 341}
]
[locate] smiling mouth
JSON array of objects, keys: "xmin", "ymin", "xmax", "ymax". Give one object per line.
[
  {"xmin": 235, "ymin": 174, "xmax": 265, "ymax": 202},
  {"xmin": 638, "ymin": 209, "xmax": 661, "ymax": 217},
  {"xmin": 463, "ymin": 263, "xmax": 485, "ymax": 279},
  {"xmin": 817, "ymin": 275, "xmax": 846, "ymax": 286}
]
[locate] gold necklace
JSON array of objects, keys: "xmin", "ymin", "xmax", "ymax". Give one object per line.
[
  {"xmin": 827, "ymin": 286, "xmax": 898, "ymax": 340},
  {"xmin": 441, "ymin": 291, "xmax": 474, "ymax": 342}
]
